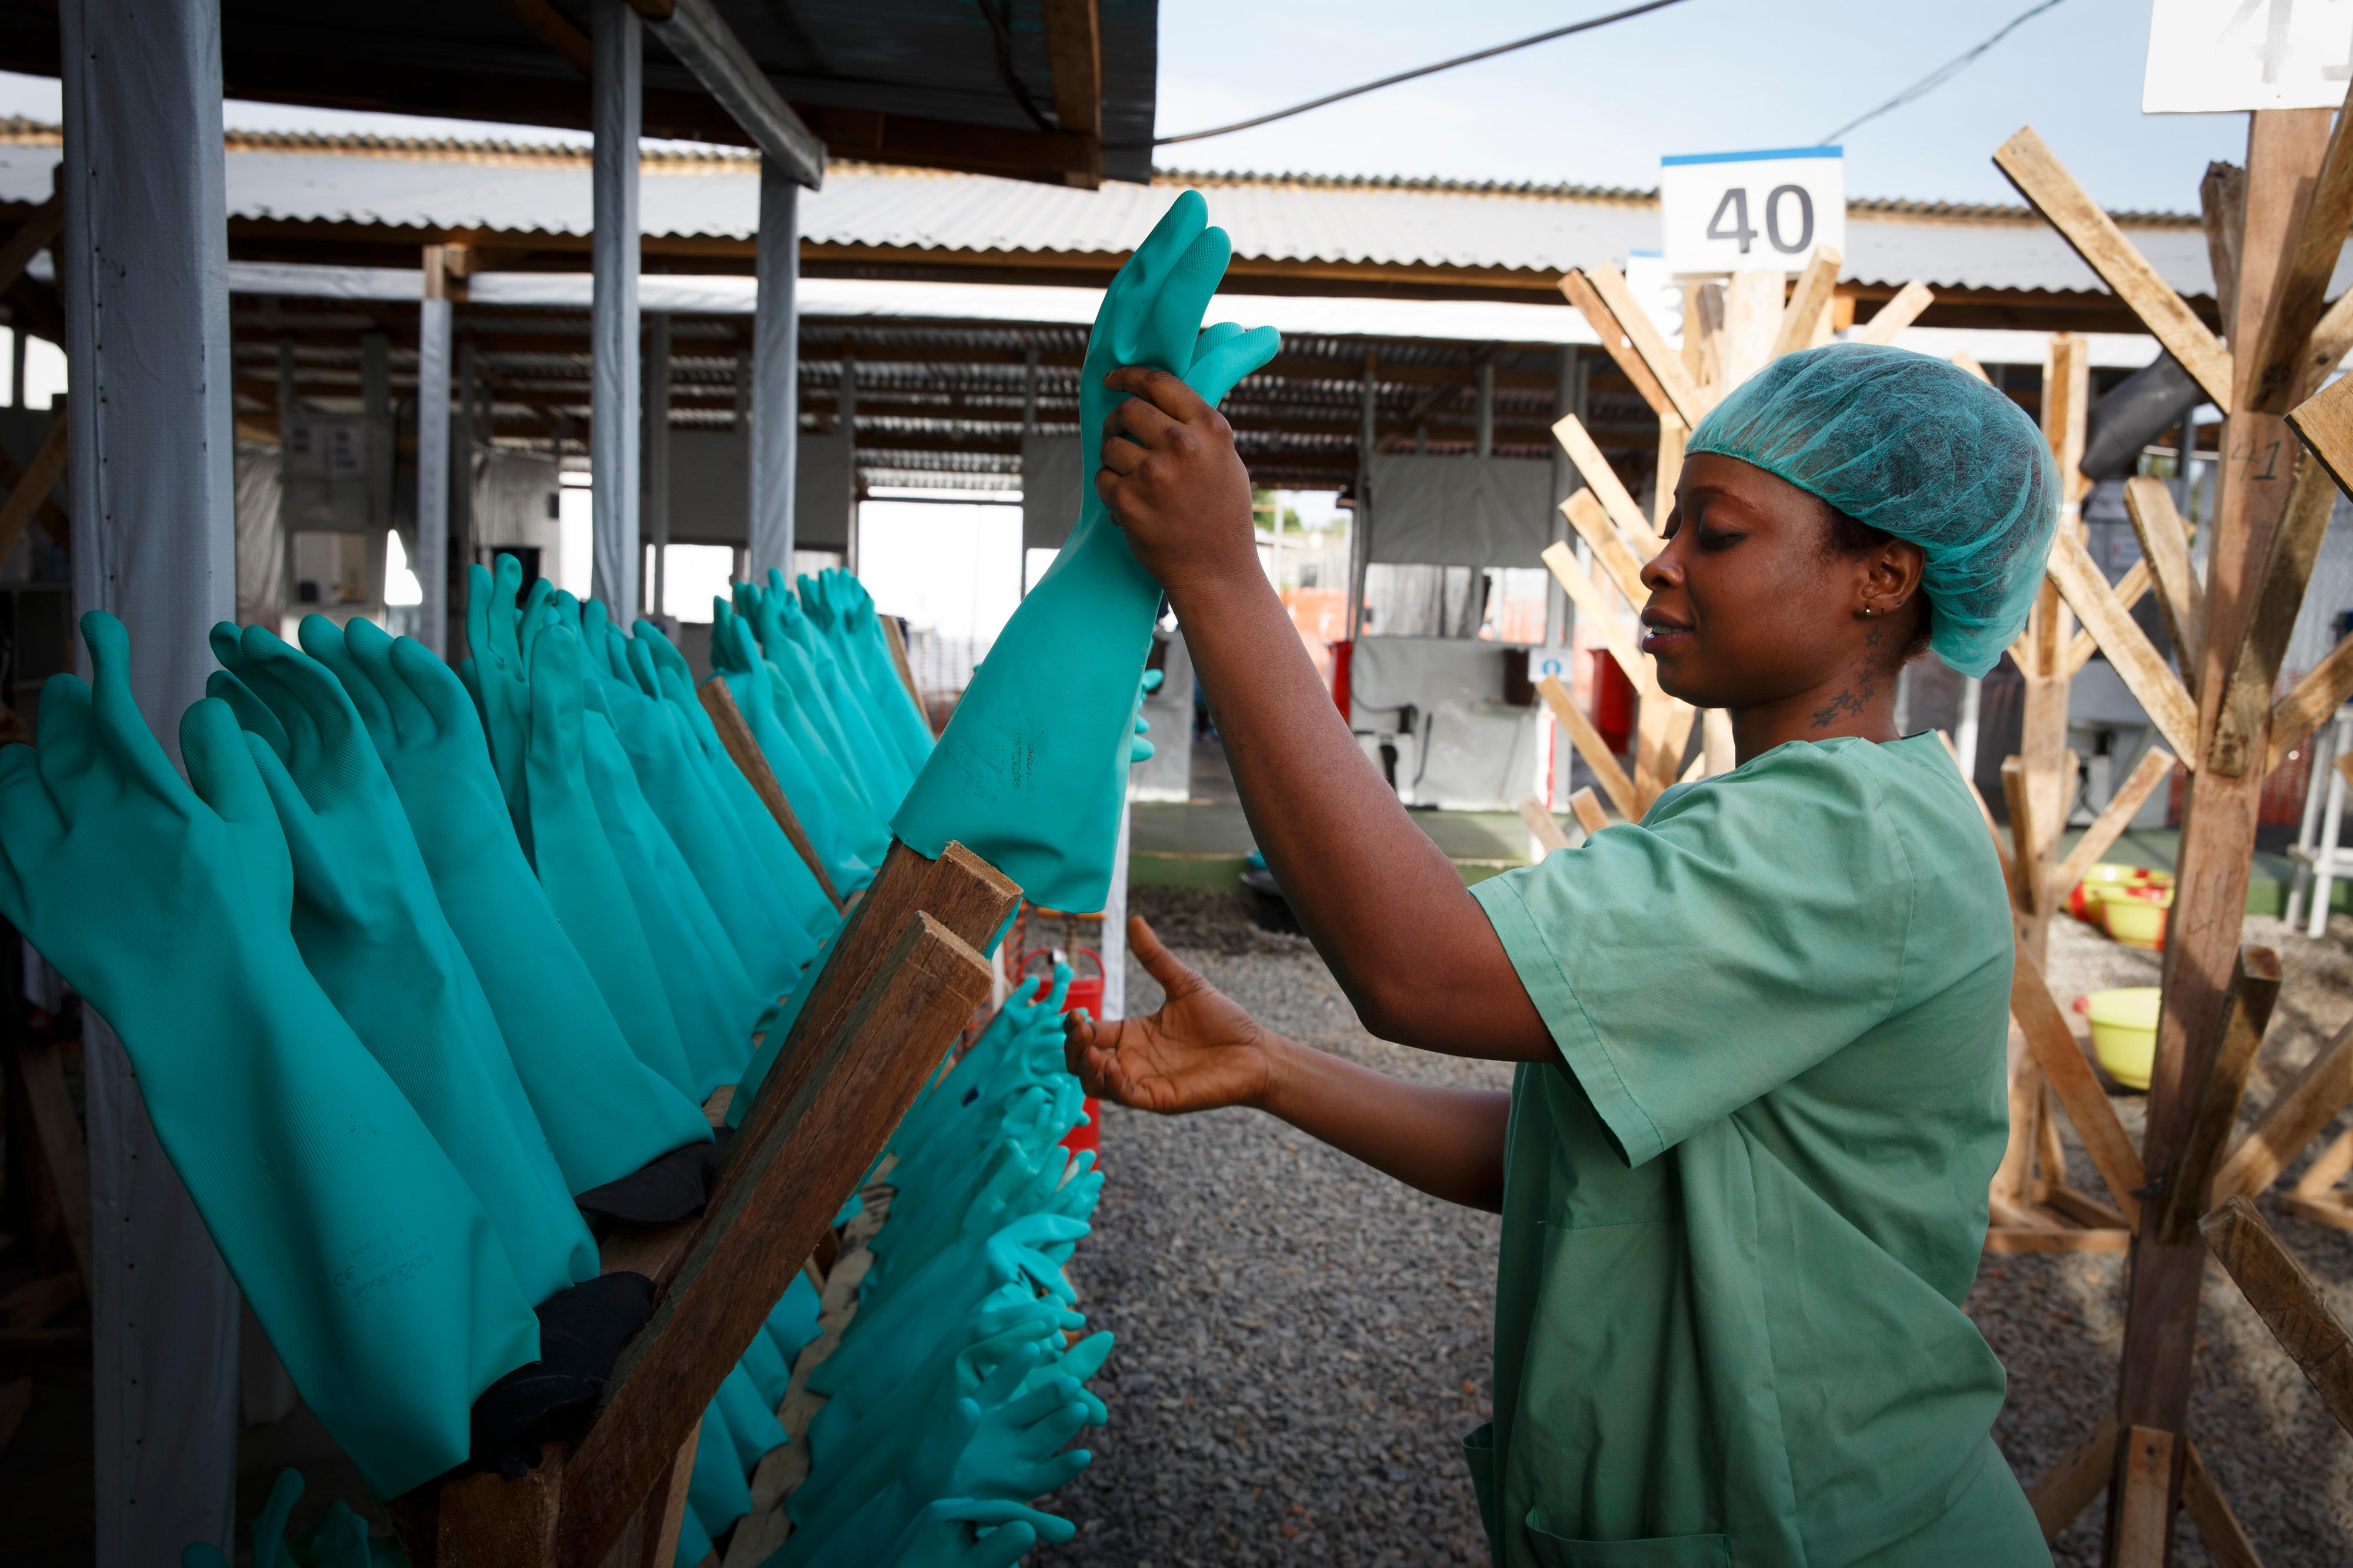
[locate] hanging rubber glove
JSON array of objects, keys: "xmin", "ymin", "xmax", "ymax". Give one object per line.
[
  {"xmin": 894, "ymin": 189, "xmax": 1280, "ymax": 911},
  {"xmin": 525, "ymin": 620, "xmax": 701, "ymax": 1099},
  {"xmin": 688, "ymin": 1396, "xmax": 754, "ymax": 1540},
  {"xmin": 462, "ymin": 555, "xmax": 549, "ymax": 854},
  {"xmin": 778, "ymin": 575, "xmax": 914, "ymax": 805},
  {"xmin": 739, "ymin": 1320, "xmax": 793, "ymax": 1408},
  {"xmin": 763, "ymin": 1268, "xmax": 825, "ymax": 1368},
  {"xmin": 674, "ymin": 1504, "xmax": 714, "ymax": 1568},
  {"xmin": 739, "ymin": 579, "xmax": 899, "ymax": 816},
  {"xmin": 758, "ymin": 653, "xmax": 895, "ymax": 862},
  {"xmin": 708, "ymin": 606, "xmax": 876, "ymax": 883},
  {"xmin": 634, "ymin": 623, "xmax": 841, "ymax": 942},
  {"xmin": 826, "ymin": 570, "xmax": 935, "ymax": 772},
  {"xmin": 714, "ymin": 1359, "xmax": 788, "ymax": 1472},
  {"xmin": 0, "ymin": 614, "xmax": 538, "ymax": 1497},
  {"xmin": 1131, "ymin": 667, "xmax": 1164, "ymax": 762},
  {"xmin": 182, "ymin": 1466, "xmax": 302, "ymax": 1568},
  {"xmin": 209, "ymin": 622, "xmax": 596, "ymax": 1304},
  {"xmin": 578, "ymin": 685, "xmax": 766, "ymax": 1094},
  {"xmin": 875, "ymin": 1498, "xmax": 1064, "ymax": 1568},
  {"xmin": 309, "ymin": 616, "xmax": 710, "ymax": 1195}
]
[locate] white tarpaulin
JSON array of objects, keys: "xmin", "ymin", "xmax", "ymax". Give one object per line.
[{"xmin": 1367, "ymin": 455, "xmax": 1556, "ymax": 568}]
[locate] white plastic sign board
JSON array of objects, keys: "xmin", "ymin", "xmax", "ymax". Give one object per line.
[
  {"xmin": 1659, "ymin": 146, "xmax": 1844, "ymax": 278},
  {"xmin": 2144, "ymin": 0, "xmax": 2353, "ymax": 112}
]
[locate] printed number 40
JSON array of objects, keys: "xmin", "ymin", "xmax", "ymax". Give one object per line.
[{"xmin": 1707, "ymin": 185, "xmax": 1815, "ymax": 256}]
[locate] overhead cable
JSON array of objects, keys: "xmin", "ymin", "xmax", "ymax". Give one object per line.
[{"xmin": 1818, "ymin": 0, "xmax": 2069, "ymax": 145}]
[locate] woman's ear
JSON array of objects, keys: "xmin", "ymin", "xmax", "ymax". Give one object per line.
[{"xmin": 1861, "ymin": 538, "xmax": 1927, "ymax": 619}]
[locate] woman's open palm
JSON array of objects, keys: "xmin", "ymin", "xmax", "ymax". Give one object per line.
[{"xmin": 1064, "ymin": 916, "xmax": 1272, "ymax": 1115}]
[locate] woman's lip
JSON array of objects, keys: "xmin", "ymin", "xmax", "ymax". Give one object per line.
[{"xmin": 1639, "ymin": 627, "xmax": 1691, "ymax": 653}]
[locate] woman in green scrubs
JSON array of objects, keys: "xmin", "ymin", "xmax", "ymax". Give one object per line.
[{"xmin": 1068, "ymin": 344, "xmax": 2058, "ymax": 1566}]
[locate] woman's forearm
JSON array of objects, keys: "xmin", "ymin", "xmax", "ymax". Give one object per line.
[
  {"xmin": 1252, "ymin": 1031, "xmax": 1512, "ymax": 1211},
  {"xmin": 1169, "ymin": 570, "xmax": 1552, "ymax": 1060}
]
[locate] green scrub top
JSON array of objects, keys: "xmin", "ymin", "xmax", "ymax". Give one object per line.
[{"xmin": 1465, "ymin": 732, "xmax": 2045, "ymax": 1567}]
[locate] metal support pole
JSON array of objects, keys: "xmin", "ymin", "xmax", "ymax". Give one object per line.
[
  {"xmin": 59, "ymin": 0, "xmax": 241, "ymax": 1556},
  {"xmin": 275, "ymin": 335, "xmax": 298, "ymax": 434},
  {"xmin": 840, "ymin": 338, "xmax": 858, "ymax": 574},
  {"xmin": 1474, "ymin": 359, "xmax": 1495, "ymax": 458},
  {"xmin": 591, "ymin": 0, "xmax": 642, "ymax": 616},
  {"xmin": 732, "ymin": 346, "xmax": 749, "ymax": 431},
  {"xmin": 1348, "ymin": 344, "xmax": 1375, "ymax": 637},
  {"xmin": 1022, "ymin": 338, "xmax": 1040, "ymax": 431},
  {"xmin": 644, "ymin": 309, "xmax": 671, "ymax": 618},
  {"xmin": 415, "ymin": 252, "xmax": 452, "ymax": 656},
  {"xmin": 361, "ymin": 332, "xmax": 390, "ymax": 542},
  {"xmin": 457, "ymin": 336, "xmax": 478, "ymax": 600},
  {"xmin": 746, "ymin": 155, "xmax": 798, "ymax": 579}
]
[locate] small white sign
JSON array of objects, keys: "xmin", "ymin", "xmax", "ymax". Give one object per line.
[
  {"xmin": 2144, "ymin": 0, "xmax": 2353, "ymax": 113},
  {"xmin": 1659, "ymin": 146, "xmax": 1844, "ymax": 278}
]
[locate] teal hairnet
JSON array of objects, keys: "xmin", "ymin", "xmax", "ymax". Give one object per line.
[{"xmin": 1685, "ymin": 343, "xmax": 2058, "ymax": 678}]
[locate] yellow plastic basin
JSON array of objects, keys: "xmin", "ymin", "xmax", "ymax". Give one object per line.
[
  {"xmin": 2101, "ymin": 885, "xmax": 2173, "ymax": 950},
  {"xmin": 2069, "ymin": 863, "xmax": 2174, "ymax": 923},
  {"xmin": 2084, "ymin": 987, "xmax": 2161, "ymax": 1090}
]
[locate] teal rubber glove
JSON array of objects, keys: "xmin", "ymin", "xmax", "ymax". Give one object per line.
[
  {"xmin": 740, "ymin": 1319, "xmax": 792, "ymax": 1407},
  {"xmin": 307, "ymin": 616, "xmax": 710, "ymax": 1193},
  {"xmin": 775, "ymin": 578, "xmax": 914, "ymax": 808},
  {"xmin": 675, "ymin": 1505, "xmax": 714, "ymax": 1568},
  {"xmin": 594, "ymin": 628, "xmax": 815, "ymax": 994},
  {"xmin": 525, "ymin": 622, "xmax": 701, "ymax": 1098},
  {"xmin": 708, "ymin": 608, "xmax": 874, "ymax": 883},
  {"xmin": 763, "ymin": 1269, "xmax": 825, "ymax": 1367},
  {"xmin": 738, "ymin": 579, "xmax": 898, "ymax": 818},
  {"xmin": 893, "ymin": 189, "xmax": 1281, "ymax": 911},
  {"xmin": 1131, "ymin": 667, "xmax": 1164, "ymax": 762},
  {"xmin": 208, "ymin": 622, "xmax": 596, "ymax": 1304},
  {"xmin": 578, "ymin": 688, "xmax": 765, "ymax": 1095},
  {"xmin": 758, "ymin": 654, "xmax": 894, "ymax": 865},
  {"xmin": 688, "ymin": 1396, "xmax": 753, "ymax": 1538},
  {"xmin": 824, "ymin": 569, "xmax": 935, "ymax": 772},
  {"xmin": 1, "ymin": 614, "xmax": 538, "ymax": 1497},
  {"xmin": 182, "ymin": 1466, "xmax": 302, "ymax": 1568},
  {"xmin": 633, "ymin": 623, "xmax": 839, "ymax": 942},
  {"xmin": 462, "ymin": 556, "xmax": 548, "ymax": 856},
  {"xmin": 715, "ymin": 1359, "xmax": 788, "ymax": 1472},
  {"xmin": 872, "ymin": 1498, "xmax": 1062, "ymax": 1568}
]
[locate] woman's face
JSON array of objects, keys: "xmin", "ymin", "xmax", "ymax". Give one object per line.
[{"xmin": 1639, "ymin": 453, "xmax": 1922, "ymax": 712}]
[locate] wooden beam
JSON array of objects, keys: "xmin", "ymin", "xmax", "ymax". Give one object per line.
[
  {"xmin": 1941, "ymin": 729, "xmax": 2019, "ymax": 892},
  {"xmin": 2011, "ymin": 944, "xmax": 2148, "ymax": 1229},
  {"xmin": 2265, "ymin": 632, "xmax": 2353, "ymax": 776},
  {"xmin": 1994, "ymin": 127, "xmax": 2235, "ymax": 411},
  {"xmin": 2001, "ymin": 755, "xmax": 2040, "ymax": 916},
  {"xmin": 2288, "ymin": 356, "xmax": 2353, "ymax": 498},
  {"xmin": 1853, "ymin": 279, "xmax": 1935, "ymax": 346},
  {"xmin": 1769, "ymin": 247, "xmax": 1843, "ymax": 360},
  {"xmin": 2028, "ymin": 1413, "xmax": 2115, "ymax": 1542},
  {"xmin": 1551, "ymin": 415, "xmax": 1659, "ymax": 555},
  {"xmin": 0, "ymin": 412, "xmax": 66, "ymax": 572},
  {"xmin": 1038, "ymin": 0, "xmax": 1104, "ymax": 140},
  {"xmin": 2200, "ymin": 1195, "xmax": 2353, "ymax": 1436},
  {"xmin": 2121, "ymin": 475, "xmax": 2204, "ymax": 695},
  {"xmin": 2211, "ymin": 453, "xmax": 2337, "ymax": 775},
  {"xmin": 2295, "ymin": 285, "xmax": 2353, "ymax": 404},
  {"xmin": 2114, "ymin": 1426, "xmax": 2177, "ymax": 1564},
  {"xmin": 1559, "ymin": 489, "xmax": 1649, "ymax": 606},
  {"xmin": 1537, "ymin": 676, "xmax": 1637, "ymax": 822},
  {"xmin": 646, "ymin": 0, "xmax": 828, "ymax": 190},
  {"xmin": 2244, "ymin": 94, "xmax": 2353, "ymax": 413},
  {"xmin": 556, "ymin": 907, "xmax": 996, "ymax": 1563},
  {"xmin": 697, "ymin": 678, "xmax": 844, "ymax": 910},
  {"xmin": 1567, "ymin": 786, "xmax": 1609, "ymax": 836},
  {"xmin": 2201, "ymin": 161, "xmax": 2247, "ymax": 336},
  {"xmin": 1517, "ymin": 796, "xmax": 1572, "ymax": 855},
  {"xmin": 2211, "ymin": 1017, "xmax": 2353, "ymax": 1205},
  {"xmin": 0, "ymin": 194, "xmax": 60, "ymax": 300},
  {"xmin": 2045, "ymin": 745, "xmax": 2177, "ymax": 908},
  {"xmin": 2158, "ymin": 946, "xmax": 2282, "ymax": 1244},
  {"xmin": 495, "ymin": 0, "xmax": 592, "ymax": 76},
  {"xmin": 2183, "ymin": 1440, "xmax": 2262, "ymax": 1568},
  {"xmin": 2044, "ymin": 529, "xmax": 2201, "ymax": 765},
  {"xmin": 1559, "ymin": 264, "xmax": 1709, "ymax": 428},
  {"xmin": 1540, "ymin": 541, "xmax": 1645, "ymax": 686},
  {"xmin": 2065, "ymin": 559, "xmax": 2151, "ymax": 678}
]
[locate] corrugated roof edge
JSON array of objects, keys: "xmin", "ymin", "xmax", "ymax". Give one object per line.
[{"xmin": 0, "ymin": 116, "xmax": 2202, "ymax": 226}]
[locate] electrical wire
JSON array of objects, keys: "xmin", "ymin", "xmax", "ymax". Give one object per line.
[
  {"xmin": 1818, "ymin": 0, "xmax": 2069, "ymax": 145},
  {"xmin": 1121, "ymin": 0, "xmax": 1695, "ymax": 151}
]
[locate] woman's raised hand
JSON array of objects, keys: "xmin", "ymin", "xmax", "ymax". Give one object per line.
[{"xmin": 1064, "ymin": 915, "xmax": 1275, "ymax": 1116}]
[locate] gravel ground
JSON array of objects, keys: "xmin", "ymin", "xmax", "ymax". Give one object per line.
[{"xmin": 1031, "ymin": 889, "xmax": 2353, "ymax": 1567}]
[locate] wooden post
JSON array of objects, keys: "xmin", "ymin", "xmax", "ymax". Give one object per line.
[
  {"xmin": 2105, "ymin": 106, "xmax": 2338, "ymax": 1561},
  {"xmin": 697, "ymin": 676, "xmax": 845, "ymax": 910},
  {"xmin": 2201, "ymin": 1195, "xmax": 2353, "ymax": 1436}
]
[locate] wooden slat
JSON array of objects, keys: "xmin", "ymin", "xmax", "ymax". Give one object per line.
[
  {"xmin": 556, "ymin": 910, "xmax": 996, "ymax": 1564},
  {"xmin": 1948, "ymin": 349, "xmax": 1993, "ymax": 384},
  {"xmin": 1537, "ymin": 676, "xmax": 1637, "ymax": 822},
  {"xmin": 2288, "ymin": 362, "xmax": 2353, "ymax": 499},
  {"xmin": 1651, "ymin": 416, "xmax": 1685, "ymax": 535},
  {"xmin": 2045, "ymin": 746, "xmax": 2178, "ymax": 909},
  {"xmin": 2295, "ymin": 286, "xmax": 2353, "ymax": 405},
  {"xmin": 879, "ymin": 615, "xmax": 930, "ymax": 734},
  {"xmin": 1939, "ymin": 729, "xmax": 2018, "ymax": 892},
  {"xmin": 2121, "ymin": 476, "xmax": 2204, "ymax": 695},
  {"xmin": 1566, "ymin": 786, "xmax": 1609, "ymax": 837},
  {"xmin": 2244, "ymin": 85, "xmax": 2353, "ymax": 413},
  {"xmin": 1037, "ymin": 0, "xmax": 1104, "ymax": 141},
  {"xmin": 2183, "ymin": 1440, "xmax": 2263, "ymax": 1568},
  {"xmin": 1769, "ymin": 246, "xmax": 1843, "ymax": 360},
  {"xmin": 1559, "ymin": 490, "xmax": 1650, "ymax": 608},
  {"xmin": 2294, "ymin": 1125, "xmax": 2353, "ymax": 1200},
  {"xmin": 1985, "ymin": 1225, "xmax": 2132, "ymax": 1254},
  {"xmin": 1516, "ymin": 796, "xmax": 1572, "ymax": 855},
  {"xmin": 1994, "ymin": 126, "xmax": 2235, "ymax": 411},
  {"xmin": 2115, "ymin": 1426, "xmax": 2178, "ymax": 1565},
  {"xmin": 2012, "ymin": 945, "xmax": 2148, "ymax": 1229},
  {"xmin": 17, "ymin": 1037, "xmax": 91, "ymax": 1288},
  {"xmin": 2265, "ymin": 633, "xmax": 2353, "ymax": 776},
  {"xmin": 1647, "ymin": 697, "xmax": 1698, "ymax": 814},
  {"xmin": 2044, "ymin": 529, "xmax": 2201, "ymax": 765},
  {"xmin": 1852, "ymin": 279, "xmax": 1935, "ymax": 346},
  {"xmin": 2032, "ymin": 1179, "xmax": 2132, "ymax": 1232},
  {"xmin": 1539, "ymin": 542, "xmax": 1645, "ymax": 685},
  {"xmin": 2211, "ymin": 1017, "xmax": 2353, "ymax": 1204},
  {"xmin": 0, "ymin": 195, "xmax": 60, "ymax": 299},
  {"xmin": 1717, "ymin": 268, "xmax": 1782, "ymax": 393},
  {"xmin": 2001, "ymin": 756, "xmax": 2040, "ymax": 916},
  {"xmin": 1559, "ymin": 264, "xmax": 1710, "ymax": 428},
  {"xmin": 1701, "ymin": 708, "xmax": 1735, "ymax": 778},
  {"xmin": 2201, "ymin": 1195, "xmax": 2353, "ymax": 1436},
  {"xmin": 2211, "ymin": 453, "xmax": 2338, "ymax": 776},
  {"xmin": 698, "ymin": 678, "xmax": 844, "ymax": 910},
  {"xmin": 2066, "ymin": 559, "xmax": 2153, "ymax": 678},
  {"xmin": 0, "ymin": 415, "xmax": 68, "ymax": 576},
  {"xmin": 2028, "ymin": 1413, "xmax": 2116, "ymax": 1542},
  {"xmin": 1551, "ymin": 415, "xmax": 1660, "ymax": 554},
  {"xmin": 2159, "ymin": 947, "xmax": 2283, "ymax": 1244}
]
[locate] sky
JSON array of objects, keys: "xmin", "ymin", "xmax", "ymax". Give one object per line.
[{"xmin": 0, "ymin": 0, "xmax": 2258, "ymax": 212}]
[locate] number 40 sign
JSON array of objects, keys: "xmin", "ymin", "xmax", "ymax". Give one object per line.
[{"xmin": 1659, "ymin": 146, "xmax": 1844, "ymax": 278}]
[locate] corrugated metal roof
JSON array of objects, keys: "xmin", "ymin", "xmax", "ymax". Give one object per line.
[{"xmin": 0, "ymin": 122, "xmax": 2294, "ymax": 298}]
